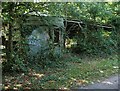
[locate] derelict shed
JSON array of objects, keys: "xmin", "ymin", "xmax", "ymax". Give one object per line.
[
  {"xmin": 64, "ymin": 19, "xmax": 113, "ymax": 53},
  {"xmin": 65, "ymin": 19, "xmax": 113, "ymax": 39},
  {"xmin": 22, "ymin": 15, "xmax": 65, "ymax": 56}
]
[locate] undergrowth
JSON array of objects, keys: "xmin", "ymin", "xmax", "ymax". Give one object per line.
[{"xmin": 3, "ymin": 54, "xmax": 118, "ymax": 90}]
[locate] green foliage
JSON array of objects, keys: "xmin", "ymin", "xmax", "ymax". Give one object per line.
[
  {"xmin": 2, "ymin": 2, "xmax": 119, "ymax": 72},
  {"xmin": 4, "ymin": 55, "xmax": 118, "ymax": 89},
  {"xmin": 3, "ymin": 39, "xmax": 29, "ymax": 72},
  {"xmin": 12, "ymin": 53, "xmax": 27, "ymax": 72},
  {"xmin": 28, "ymin": 41, "xmax": 62, "ymax": 69},
  {"xmin": 71, "ymin": 28, "xmax": 117, "ymax": 55}
]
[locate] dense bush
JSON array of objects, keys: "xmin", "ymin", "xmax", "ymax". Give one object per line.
[
  {"xmin": 28, "ymin": 44, "xmax": 60, "ymax": 69},
  {"xmin": 70, "ymin": 28, "xmax": 117, "ymax": 56},
  {"xmin": 2, "ymin": 2, "xmax": 119, "ymax": 73},
  {"xmin": 3, "ymin": 38, "xmax": 64, "ymax": 72}
]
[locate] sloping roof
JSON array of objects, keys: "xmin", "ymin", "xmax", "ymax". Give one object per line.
[{"xmin": 23, "ymin": 15, "xmax": 64, "ymax": 28}]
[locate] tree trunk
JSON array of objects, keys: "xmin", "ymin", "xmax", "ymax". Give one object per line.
[
  {"xmin": 7, "ymin": 24, "xmax": 12, "ymax": 61},
  {"xmin": 6, "ymin": 3, "xmax": 14, "ymax": 61}
]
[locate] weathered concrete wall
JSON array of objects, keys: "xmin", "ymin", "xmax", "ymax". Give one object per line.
[
  {"xmin": 25, "ymin": 16, "xmax": 64, "ymax": 57},
  {"xmin": 28, "ymin": 27, "xmax": 49, "ymax": 56}
]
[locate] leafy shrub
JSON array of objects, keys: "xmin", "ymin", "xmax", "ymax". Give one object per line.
[
  {"xmin": 70, "ymin": 28, "xmax": 117, "ymax": 56},
  {"xmin": 27, "ymin": 41, "xmax": 63, "ymax": 69}
]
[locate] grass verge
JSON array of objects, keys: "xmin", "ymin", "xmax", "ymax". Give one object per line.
[{"xmin": 3, "ymin": 54, "xmax": 118, "ymax": 90}]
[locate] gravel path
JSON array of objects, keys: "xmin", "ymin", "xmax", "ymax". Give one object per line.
[{"xmin": 78, "ymin": 74, "xmax": 119, "ymax": 89}]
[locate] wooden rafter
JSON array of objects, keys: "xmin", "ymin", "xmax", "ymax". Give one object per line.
[{"xmin": 66, "ymin": 20, "xmax": 113, "ymax": 29}]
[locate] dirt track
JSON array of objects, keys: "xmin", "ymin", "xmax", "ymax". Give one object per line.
[{"xmin": 79, "ymin": 74, "xmax": 119, "ymax": 89}]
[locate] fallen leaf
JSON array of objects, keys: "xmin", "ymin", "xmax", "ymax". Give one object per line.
[
  {"xmin": 48, "ymin": 80, "xmax": 55, "ymax": 83},
  {"xmin": 15, "ymin": 84, "xmax": 22, "ymax": 87},
  {"xmin": 99, "ymin": 70, "xmax": 104, "ymax": 73}
]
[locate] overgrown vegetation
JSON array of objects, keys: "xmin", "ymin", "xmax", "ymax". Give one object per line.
[
  {"xmin": 3, "ymin": 54, "xmax": 118, "ymax": 90},
  {"xmin": 70, "ymin": 28, "xmax": 118, "ymax": 55},
  {"xmin": 1, "ymin": 2, "xmax": 119, "ymax": 90}
]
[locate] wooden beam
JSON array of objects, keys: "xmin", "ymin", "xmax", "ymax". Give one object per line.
[{"xmin": 66, "ymin": 20, "xmax": 113, "ymax": 29}]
